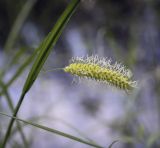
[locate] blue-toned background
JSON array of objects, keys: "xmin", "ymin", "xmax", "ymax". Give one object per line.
[{"xmin": 0, "ymin": 0, "xmax": 160, "ymax": 147}]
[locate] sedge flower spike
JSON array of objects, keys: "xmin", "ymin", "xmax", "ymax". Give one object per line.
[{"xmin": 64, "ymin": 55, "xmax": 137, "ymax": 92}]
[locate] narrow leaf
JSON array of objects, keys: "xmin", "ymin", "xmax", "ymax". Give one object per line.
[
  {"xmin": 4, "ymin": 0, "xmax": 37, "ymax": 52},
  {"xmin": 108, "ymin": 140, "xmax": 118, "ymax": 148},
  {"xmin": 22, "ymin": 0, "xmax": 80, "ymax": 94},
  {"xmin": 2, "ymin": 1, "xmax": 81, "ymax": 147},
  {"xmin": 0, "ymin": 112, "xmax": 103, "ymax": 148}
]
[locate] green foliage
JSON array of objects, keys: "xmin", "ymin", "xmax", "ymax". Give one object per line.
[
  {"xmin": 0, "ymin": 112, "xmax": 104, "ymax": 148},
  {"xmin": 1, "ymin": 0, "xmax": 158, "ymax": 148},
  {"xmin": 22, "ymin": 0, "xmax": 80, "ymax": 94},
  {"xmin": 4, "ymin": 0, "xmax": 37, "ymax": 52},
  {"xmin": 1, "ymin": 0, "xmax": 81, "ymax": 147}
]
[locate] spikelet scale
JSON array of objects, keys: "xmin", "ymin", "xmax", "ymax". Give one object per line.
[{"xmin": 64, "ymin": 55, "xmax": 137, "ymax": 91}]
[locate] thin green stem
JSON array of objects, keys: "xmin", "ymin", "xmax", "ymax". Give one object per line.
[
  {"xmin": 1, "ymin": 93, "xmax": 25, "ymax": 147},
  {"xmin": 41, "ymin": 68, "xmax": 63, "ymax": 74},
  {"xmin": 2, "ymin": 0, "xmax": 81, "ymax": 147},
  {"xmin": 0, "ymin": 47, "xmax": 27, "ymax": 78},
  {"xmin": 0, "ymin": 80, "xmax": 28, "ymax": 147},
  {"xmin": 4, "ymin": 0, "xmax": 37, "ymax": 52},
  {"xmin": 0, "ymin": 49, "xmax": 37, "ymax": 97},
  {"xmin": 11, "ymin": 115, "xmax": 98, "ymax": 146},
  {"xmin": 0, "ymin": 112, "xmax": 104, "ymax": 148}
]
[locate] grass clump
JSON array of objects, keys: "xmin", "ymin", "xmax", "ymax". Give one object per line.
[{"xmin": 1, "ymin": 0, "xmax": 81, "ymax": 147}]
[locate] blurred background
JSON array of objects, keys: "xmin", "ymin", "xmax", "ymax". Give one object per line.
[{"xmin": 0, "ymin": 0, "xmax": 160, "ymax": 147}]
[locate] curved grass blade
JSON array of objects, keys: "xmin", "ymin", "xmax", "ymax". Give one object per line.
[
  {"xmin": 0, "ymin": 112, "xmax": 104, "ymax": 148},
  {"xmin": 4, "ymin": 0, "xmax": 37, "ymax": 52},
  {"xmin": 22, "ymin": 0, "xmax": 80, "ymax": 94},
  {"xmin": 0, "ymin": 47, "xmax": 39, "ymax": 97},
  {"xmin": 11, "ymin": 115, "xmax": 98, "ymax": 146},
  {"xmin": 2, "ymin": 0, "xmax": 81, "ymax": 147},
  {"xmin": 108, "ymin": 140, "xmax": 118, "ymax": 148},
  {"xmin": 0, "ymin": 47, "xmax": 27, "ymax": 78},
  {"xmin": 0, "ymin": 79, "xmax": 28, "ymax": 147}
]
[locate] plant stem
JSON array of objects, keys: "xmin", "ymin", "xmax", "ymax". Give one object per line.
[
  {"xmin": 4, "ymin": 0, "xmax": 37, "ymax": 52},
  {"xmin": 0, "ymin": 48, "xmax": 37, "ymax": 97},
  {"xmin": 1, "ymin": 93, "xmax": 25, "ymax": 148},
  {"xmin": 1, "ymin": 0, "xmax": 80, "ymax": 147},
  {"xmin": 0, "ymin": 80, "xmax": 28, "ymax": 147},
  {"xmin": 0, "ymin": 112, "xmax": 104, "ymax": 148}
]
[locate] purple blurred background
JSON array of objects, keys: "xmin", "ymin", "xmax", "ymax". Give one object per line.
[{"xmin": 0, "ymin": 0, "xmax": 160, "ymax": 147}]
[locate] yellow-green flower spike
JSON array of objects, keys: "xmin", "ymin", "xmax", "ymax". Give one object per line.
[{"xmin": 64, "ymin": 55, "xmax": 137, "ymax": 91}]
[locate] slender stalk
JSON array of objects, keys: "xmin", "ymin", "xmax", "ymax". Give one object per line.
[
  {"xmin": 0, "ymin": 48, "xmax": 37, "ymax": 97},
  {"xmin": 0, "ymin": 47, "xmax": 27, "ymax": 79},
  {"xmin": 0, "ymin": 112, "xmax": 104, "ymax": 148},
  {"xmin": 1, "ymin": 93, "xmax": 25, "ymax": 147},
  {"xmin": 0, "ymin": 80, "xmax": 28, "ymax": 147},
  {"xmin": 4, "ymin": 0, "xmax": 37, "ymax": 52},
  {"xmin": 2, "ymin": 0, "xmax": 81, "ymax": 147},
  {"xmin": 41, "ymin": 68, "xmax": 63, "ymax": 74}
]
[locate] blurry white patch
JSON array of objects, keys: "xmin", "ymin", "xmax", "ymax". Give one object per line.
[{"xmin": 66, "ymin": 28, "xmax": 87, "ymax": 57}]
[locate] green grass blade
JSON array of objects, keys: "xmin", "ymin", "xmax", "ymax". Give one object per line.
[
  {"xmin": 22, "ymin": 0, "xmax": 80, "ymax": 94},
  {"xmin": 2, "ymin": 0, "xmax": 80, "ymax": 147},
  {"xmin": 4, "ymin": 0, "xmax": 37, "ymax": 52},
  {"xmin": 0, "ymin": 50, "xmax": 37, "ymax": 97},
  {"xmin": 108, "ymin": 140, "xmax": 118, "ymax": 148},
  {"xmin": 6, "ymin": 48, "xmax": 28, "ymax": 70},
  {"xmin": 0, "ymin": 47, "xmax": 27, "ymax": 79},
  {"xmin": 0, "ymin": 112, "xmax": 104, "ymax": 148},
  {"xmin": 0, "ymin": 80, "xmax": 28, "ymax": 147},
  {"xmin": 11, "ymin": 115, "xmax": 98, "ymax": 146}
]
